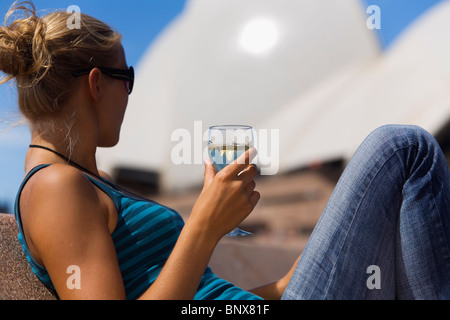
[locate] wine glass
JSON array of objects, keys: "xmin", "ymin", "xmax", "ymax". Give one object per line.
[{"xmin": 208, "ymin": 125, "xmax": 254, "ymax": 237}]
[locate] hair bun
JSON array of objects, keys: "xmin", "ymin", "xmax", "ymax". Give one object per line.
[{"xmin": 0, "ymin": 1, "xmax": 51, "ymax": 83}]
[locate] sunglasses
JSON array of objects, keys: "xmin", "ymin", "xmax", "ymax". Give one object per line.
[{"xmin": 72, "ymin": 66, "xmax": 134, "ymax": 94}]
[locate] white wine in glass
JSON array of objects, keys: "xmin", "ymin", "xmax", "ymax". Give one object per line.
[{"xmin": 208, "ymin": 125, "xmax": 254, "ymax": 237}]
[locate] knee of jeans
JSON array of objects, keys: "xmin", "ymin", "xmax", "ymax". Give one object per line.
[
  {"xmin": 363, "ymin": 125, "xmax": 440, "ymax": 163},
  {"xmin": 368, "ymin": 124, "xmax": 433, "ymax": 147}
]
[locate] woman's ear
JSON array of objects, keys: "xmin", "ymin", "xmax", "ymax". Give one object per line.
[{"xmin": 88, "ymin": 68, "xmax": 102, "ymax": 102}]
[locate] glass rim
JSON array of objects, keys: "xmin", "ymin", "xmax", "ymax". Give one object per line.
[{"xmin": 209, "ymin": 125, "xmax": 253, "ymax": 130}]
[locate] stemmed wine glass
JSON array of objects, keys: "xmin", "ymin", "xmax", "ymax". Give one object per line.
[{"xmin": 208, "ymin": 125, "xmax": 254, "ymax": 237}]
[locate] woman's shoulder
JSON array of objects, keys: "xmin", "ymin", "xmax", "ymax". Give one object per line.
[
  {"xmin": 20, "ymin": 163, "xmax": 109, "ymax": 235},
  {"xmin": 19, "ymin": 163, "xmax": 113, "ymax": 266},
  {"xmin": 23, "ymin": 163, "xmax": 98, "ymax": 199}
]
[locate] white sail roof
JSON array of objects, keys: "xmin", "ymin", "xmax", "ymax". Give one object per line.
[{"xmin": 97, "ymin": 0, "xmax": 450, "ymax": 192}]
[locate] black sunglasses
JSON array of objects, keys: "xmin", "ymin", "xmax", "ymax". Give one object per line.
[{"xmin": 72, "ymin": 66, "xmax": 134, "ymax": 94}]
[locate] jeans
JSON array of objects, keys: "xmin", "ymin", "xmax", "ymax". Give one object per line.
[{"xmin": 282, "ymin": 125, "xmax": 450, "ymax": 299}]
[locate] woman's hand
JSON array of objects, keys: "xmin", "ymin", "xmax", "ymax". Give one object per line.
[
  {"xmin": 189, "ymin": 148, "xmax": 260, "ymax": 242},
  {"xmin": 140, "ymin": 148, "xmax": 260, "ymax": 299}
]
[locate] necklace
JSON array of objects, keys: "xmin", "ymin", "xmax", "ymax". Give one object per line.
[
  {"xmin": 28, "ymin": 144, "xmax": 150, "ymax": 201},
  {"xmin": 29, "ymin": 144, "xmax": 101, "ymax": 180}
]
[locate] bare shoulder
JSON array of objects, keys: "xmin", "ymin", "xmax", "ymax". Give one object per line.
[
  {"xmin": 20, "ymin": 164, "xmax": 109, "ymax": 262},
  {"xmin": 21, "ymin": 163, "xmax": 103, "ymax": 216},
  {"xmin": 20, "ymin": 164, "xmax": 125, "ymax": 299}
]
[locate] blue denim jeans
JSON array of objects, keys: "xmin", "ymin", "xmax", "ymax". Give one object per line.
[{"xmin": 282, "ymin": 125, "xmax": 450, "ymax": 299}]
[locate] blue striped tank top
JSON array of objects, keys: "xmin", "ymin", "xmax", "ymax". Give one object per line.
[{"xmin": 14, "ymin": 164, "xmax": 262, "ymax": 300}]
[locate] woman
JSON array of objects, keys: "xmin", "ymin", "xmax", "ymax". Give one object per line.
[
  {"xmin": 1, "ymin": 1, "xmax": 288, "ymax": 300},
  {"xmin": 2, "ymin": 1, "xmax": 449, "ymax": 300}
]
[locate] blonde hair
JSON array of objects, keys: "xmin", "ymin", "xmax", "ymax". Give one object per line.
[{"xmin": 0, "ymin": 1, "xmax": 122, "ymax": 151}]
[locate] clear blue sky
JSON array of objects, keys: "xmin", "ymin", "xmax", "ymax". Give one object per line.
[{"xmin": 0, "ymin": 0, "xmax": 444, "ymax": 213}]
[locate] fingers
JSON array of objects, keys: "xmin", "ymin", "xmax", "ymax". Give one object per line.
[
  {"xmin": 249, "ymin": 190, "xmax": 261, "ymax": 208},
  {"xmin": 245, "ymin": 180, "xmax": 256, "ymax": 195},
  {"xmin": 224, "ymin": 147, "xmax": 258, "ymax": 176},
  {"xmin": 203, "ymin": 157, "xmax": 216, "ymax": 189},
  {"xmin": 238, "ymin": 163, "xmax": 258, "ymax": 183},
  {"xmin": 210, "ymin": 147, "xmax": 260, "ymax": 209},
  {"xmin": 243, "ymin": 171, "xmax": 260, "ymax": 208}
]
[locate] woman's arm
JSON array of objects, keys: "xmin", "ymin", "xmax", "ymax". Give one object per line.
[
  {"xmin": 24, "ymin": 150, "xmax": 259, "ymax": 300},
  {"xmin": 139, "ymin": 150, "xmax": 260, "ymax": 299}
]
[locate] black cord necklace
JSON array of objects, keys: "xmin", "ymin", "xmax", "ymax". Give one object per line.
[
  {"xmin": 29, "ymin": 144, "xmax": 102, "ymax": 180},
  {"xmin": 28, "ymin": 144, "xmax": 150, "ymax": 201}
]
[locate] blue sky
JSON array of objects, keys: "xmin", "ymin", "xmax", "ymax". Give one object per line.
[
  {"xmin": 362, "ymin": 0, "xmax": 444, "ymax": 48},
  {"xmin": 0, "ymin": 0, "xmax": 444, "ymax": 212}
]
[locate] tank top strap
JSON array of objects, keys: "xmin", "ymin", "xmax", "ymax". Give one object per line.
[
  {"xmin": 14, "ymin": 164, "xmax": 52, "ymax": 221},
  {"xmin": 13, "ymin": 164, "xmax": 54, "ymax": 289}
]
